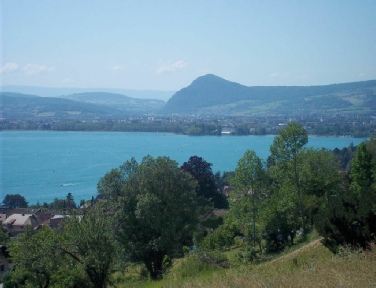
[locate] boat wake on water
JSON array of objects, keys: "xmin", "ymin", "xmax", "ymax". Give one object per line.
[{"xmin": 60, "ymin": 183, "xmax": 78, "ymax": 187}]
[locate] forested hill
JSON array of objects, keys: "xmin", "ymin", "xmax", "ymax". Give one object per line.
[
  {"xmin": 0, "ymin": 92, "xmax": 164, "ymax": 120},
  {"xmin": 59, "ymin": 92, "xmax": 165, "ymax": 112},
  {"xmin": 0, "ymin": 92, "xmax": 124, "ymax": 120},
  {"xmin": 164, "ymin": 74, "xmax": 376, "ymax": 115}
]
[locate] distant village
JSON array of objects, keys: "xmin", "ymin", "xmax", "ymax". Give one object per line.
[{"xmin": 1, "ymin": 112, "xmax": 376, "ymax": 137}]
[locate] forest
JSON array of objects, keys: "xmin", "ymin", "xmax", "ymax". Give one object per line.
[{"xmin": 1, "ymin": 122, "xmax": 375, "ymax": 287}]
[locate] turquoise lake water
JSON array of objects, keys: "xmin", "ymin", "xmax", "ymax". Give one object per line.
[{"xmin": 0, "ymin": 131, "xmax": 367, "ymax": 204}]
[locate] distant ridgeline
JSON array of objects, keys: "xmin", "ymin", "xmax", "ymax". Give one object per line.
[
  {"xmin": 164, "ymin": 74, "xmax": 376, "ymax": 115},
  {"xmin": 0, "ymin": 92, "xmax": 165, "ymax": 120},
  {"xmin": 1, "ymin": 75, "xmax": 376, "ymax": 120}
]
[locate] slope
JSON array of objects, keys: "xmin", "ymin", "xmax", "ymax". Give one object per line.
[
  {"xmin": 164, "ymin": 74, "xmax": 376, "ymax": 115},
  {"xmin": 0, "ymin": 92, "xmax": 126, "ymax": 120},
  {"xmin": 60, "ymin": 92, "xmax": 165, "ymax": 113},
  {"xmin": 146, "ymin": 239, "xmax": 376, "ymax": 288}
]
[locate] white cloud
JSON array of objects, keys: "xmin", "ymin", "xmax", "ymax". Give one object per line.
[
  {"xmin": 22, "ymin": 64, "xmax": 55, "ymax": 76},
  {"xmin": 0, "ymin": 62, "xmax": 19, "ymax": 73},
  {"xmin": 105, "ymin": 65, "xmax": 124, "ymax": 72},
  {"xmin": 157, "ymin": 60, "xmax": 188, "ymax": 74}
]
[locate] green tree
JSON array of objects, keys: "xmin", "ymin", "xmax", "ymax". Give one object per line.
[
  {"xmin": 230, "ymin": 150, "xmax": 266, "ymax": 247},
  {"xmin": 2, "ymin": 194, "xmax": 28, "ymax": 208},
  {"xmin": 270, "ymin": 122, "xmax": 308, "ymax": 234},
  {"xmin": 181, "ymin": 156, "xmax": 228, "ymax": 209},
  {"xmin": 350, "ymin": 142, "xmax": 374, "ymax": 193},
  {"xmin": 97, "ymin": 158, "xmax": 138, "ymax": 201},
  {"xmin": 260, "ymin": 187, "xmax": 300, "ymax": 251},
  {"xmin": 65, "ymin": 192, "xmax": 76, "ymax": 209},
  {"xmin": 60, "ymin": 206, "xmax": 117, "ymax": 287},
  {"xmin": 299, "ymin": 148, "xmax": 342, "ymax": 226},
  {"xmin": 106, "ymin": 156, "xmax": 199, "ymax": 279},
  {"xmin": 6, "ymin": 227, "xmax": 85, "ymax": 287},
  {"xmin": 316, "ymin": 142, "xmax": 376, "ymax": 252},
  {"xmin": 201, "ymin": 223, "xmax": 238, "ymax": 251}
]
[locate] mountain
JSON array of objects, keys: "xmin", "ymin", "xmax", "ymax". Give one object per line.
[
  {"xmin": 59, "ymin": 92, "xmax": 165, "ymax": 112},
  {"xmin": 164, "ymin": 74, "xmax": 376, "ymax": 115},
  {"xmin": 0, "ymin": 92, "xmax": 129, "ymax": 120},
  {"xmin": 0, "ymin": 85, "xmax": 175, "ymax": 101},
  {"xmin": 1, "ymin": 91, "xmax": 165, "ymax": 120}
]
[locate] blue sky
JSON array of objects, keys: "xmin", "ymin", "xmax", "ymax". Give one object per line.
[{"xmin": 1, "ymin": 0, "xmax": 376, "ymax": 91}]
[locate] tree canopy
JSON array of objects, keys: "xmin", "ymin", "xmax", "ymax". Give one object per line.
[
  {"xmin": 181, "ymin": 155, "xmax": 228, "ymax": 209},
  {"xmin": 99, "ymin": 155, "xmax": 199, "ymax": 279},
  {"xmin": 2, "ymin": 194, "xmax": 28, "ymax": 208}
]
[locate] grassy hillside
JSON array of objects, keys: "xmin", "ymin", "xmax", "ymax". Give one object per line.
[{"xmin": 112, "ymin": 237, "xmax": 376, "ymax": 287}]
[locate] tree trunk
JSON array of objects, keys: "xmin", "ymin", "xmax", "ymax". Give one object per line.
[{"xmin": 145, "ymin": 252, "xmax": 164, "ymax": 280}]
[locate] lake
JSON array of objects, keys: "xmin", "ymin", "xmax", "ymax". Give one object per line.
[{"xmin": 0, "ymin": 131, "xmax": 367, "ymax": 204}]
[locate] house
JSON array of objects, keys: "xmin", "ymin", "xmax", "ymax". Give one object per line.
[
  {"xmin": 221, "ymin": 126, "xmax": 236, "ymax": 135},
  {"xmin": 222, "ymin": 185, "xmax": 235, "ymax": 197},
  {"xmin": 2, "ymin": 214, "xmax": 39, "ymax": 237},
  {"xmin": 49, "ymin": 215, "xmax": 65, "ymax": 229}
]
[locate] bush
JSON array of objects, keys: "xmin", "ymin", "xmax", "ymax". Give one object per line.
[
  {"xmin": 201, "ymin": 223, "xmax": 238, "ymax": 251},
  {"xmin": 236, "ymin": 246, "xmax": 259, "ymax": 263}
]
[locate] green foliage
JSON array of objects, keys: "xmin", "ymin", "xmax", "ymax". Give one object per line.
[
  {"xmin": 2, "ymin": 194, "xmax": 28, "ymax": 208},
  {"xmin": 333, "ymin": 143, "xmax": 357, "ymax": 170},
  {"xmin": 97, "ymin": 168, "xmax": 125, "ymax": 200},
  {"xmin": 167, "ymin": 250, "xmax": 229, "ymax": 282},
  {"xmin": 316, "ymin": 141, "xmax": 376, "ymax": 252},
  {"xmin": 231, "ymin": 150, "xmax": 266, "ymax": 247},
  {"xmin": 269, "ymin": 122, "xmax": 308, "ymax": 234},
  {"xmin": 350, "ymin": 142, "xmax": 374, "ymax": 191},
  {"xmin": 201, "ymin": 215, "xmax": 224, "ymax": 230},
  {"xmin": 167, "ymin": 253, "xmax": 214, "ymax": 280},
  {"xmin": 181, "ymin": 155, "xmax": 228, "ymax": 209},
  {"xmin": 61, "ymin": 206, "xmax": 118, "ymax": 287},
  {"xmin": 201, "ymin": 223, "xmax": 238, "ymax": 251},
  {"xmin": 261, "ymin": 187, "xmax": 300, "ymax": 252},
  {"xmin": 236, "ymin": 246, "xmax": 259, "ymax": 263},
  {"xmin": 298, "ymin": 148, "xmax": 342, "ymax": 226},
  {"xmin": 0, "ymin": 227, "xmax": 10, "ymax": 245},
  {"xmin": 5, "ymin": 206, "xmax": 118, "ymax": 287},
  {"xmin": 270, "ymin": 122, "xmax": 308, "ymax": 165},
  {"xmin": 108, "ymin": 155, "xmax": 199, "ymax": 279},
  {"xmin": 6, "ymin": 227, "xmax": 85, "ymax": 287}
]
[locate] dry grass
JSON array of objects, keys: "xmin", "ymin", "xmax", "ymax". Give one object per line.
[{"xmin": 154, "ymin": 241, "xmax": 376, "ymax": 288}]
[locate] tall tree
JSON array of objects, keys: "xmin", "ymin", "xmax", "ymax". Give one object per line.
[
  {"xmin": 299, "ymin": 148, "xmax": 342, "ymax": 226},
  {"xmin": 61, "ymin": 206, "xmax": 117, "ymax": 287},
  {"xmin": 270, "ymin": 122, "xmax": 308, "ymax": 234},
  {"xmin": 181, "ymin": 155, "xmax": 227, "ymax": 209},
  {"xmin": 316, "ymin": 142, "xmax": 376, "ymax": 252},
  {"xmin": 350, "ymin": 142, "xmax": 374, "ymax": 192},
  {"xmin": 260, "ymin": 186, "xmax": 300, "ymax": 251},
  {"xmin": 2, "ymin": 194, "xmax": 28, "ymax": 208},
  {"xmin": 65, "ymin": 192, "xmax": 76, "ymax": 209},
  {"xmin": 231, "ymin": 150, "xmax": 266, "ymax": 247},
  {"xmin": 97, "ymin": 157, "xmax": 138, "ymax": 201},
  {"xmin": 109, "ymin": 156, "xmax": 199, "ymax": 279}
]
